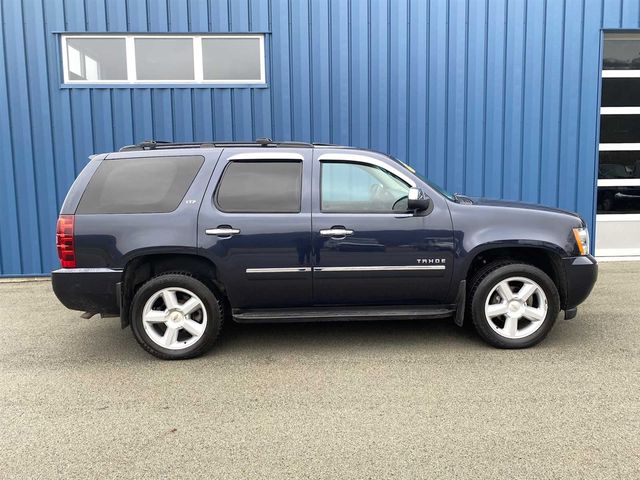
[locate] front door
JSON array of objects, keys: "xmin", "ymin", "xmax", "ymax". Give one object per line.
[
  {"xmin": 198, "ymin": 149, "xmax": 313, "ymax": 309},
  {"xmin": 311, "ymin": 152, "xmax": 454, "ymax": 306}
]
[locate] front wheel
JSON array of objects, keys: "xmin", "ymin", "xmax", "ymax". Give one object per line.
[
  {"xmin": 468, "ymin": 262, "xmax": 560, "ymax": 348},
  {"xmin": 130, "ymin": 274, "xmax": 223, "ymax": 360}
]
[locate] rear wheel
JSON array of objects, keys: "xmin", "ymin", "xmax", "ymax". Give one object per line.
[
  {"xmin": 130, "ymin": 274, "xmax": 223, "ymax": 360},
  {"xmin": 468, "ymin": 262, "xmax": 560, "ymax": 348}
]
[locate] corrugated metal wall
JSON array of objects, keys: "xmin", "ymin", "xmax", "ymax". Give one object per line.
[{"xmin": 0, "ymin": 0, "xmax": 637, "ymax": 275}]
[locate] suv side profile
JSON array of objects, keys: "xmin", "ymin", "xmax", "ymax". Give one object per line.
[{"xmin": 53, "ymin": 139, "xmax": 598, "ymax": 359}]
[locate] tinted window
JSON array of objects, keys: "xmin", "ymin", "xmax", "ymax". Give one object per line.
[
  {"xmin": 601, "ymin": 79, "xmax": 640, "ymax": 107},
  {"xmin": 600, "ymin": 115, "xmax": 640, "ymax": 143},
  {"xmin": 77, "ymin": 156, "xmax": 204, "ymax": 214},
  {"xmin": 321, "ymin": 162, "xmax": 410, "ymax": 212},
  {"xmin": 598, "ymin": 186, "xmax": 640, "ymax": 214},
  {"xmin": 603, "ymin": 35, "xmax": 640, "ymax": 70},
  {"xmin": 216, "ymin": 161, "xmax": 302, "ymax": 213},
  {"xmin": 599, "ymin": 151, "xmax": 640, "ymax": 179}
]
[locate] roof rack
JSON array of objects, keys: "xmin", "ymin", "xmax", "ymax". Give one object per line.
[
  {"xmin": 118, "ymin": 137, "xmax": 324, "ymax": 152},
  {"xmin": 119, "ymin": 140, "xmax": 215, "ymax": 151}
]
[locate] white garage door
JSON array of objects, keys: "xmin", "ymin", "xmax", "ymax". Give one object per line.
[{"xmin": 596, "ymin": 33, "xmax": 640, "ymax": 257}]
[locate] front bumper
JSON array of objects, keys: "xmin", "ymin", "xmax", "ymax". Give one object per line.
[
  {"xmin": 562, "ymin": 255, "xmax": 598, "ymax": 310},
  {"xmin": 52, "ymin": 268, "xmax": 122, "ymax": 314}
]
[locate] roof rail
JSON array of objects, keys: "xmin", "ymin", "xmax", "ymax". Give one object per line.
[
  {"xmin": 119, "ymin": 138, "xmax": 322, "ymax": 152},
  {"xmin": 119, "ymin": 140, "xmax": 216, "ymax": 152}
]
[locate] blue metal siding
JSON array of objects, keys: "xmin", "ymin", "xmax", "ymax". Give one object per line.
[{"xmin": 0, "ymin": 0, "xmax": 634, "ymax": 275}]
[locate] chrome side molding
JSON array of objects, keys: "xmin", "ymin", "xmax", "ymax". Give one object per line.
[
  {"xmin": 245, "ymin": 265, "xmax": 445, "ymax": 274},
  {"xmin": 246, "ymin": 267, "xmax": 312, "ymax": 274},
  {"xmin": 314, "ymin": 265, "xmax": 446, "ymax": 272}
]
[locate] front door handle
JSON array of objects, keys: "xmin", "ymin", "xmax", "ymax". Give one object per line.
[
  {"xmin": 320, "ymin": 228, "xmax": 354, "ymax": 237},
  {"xmin": 206, "ymin": 226, "xmax": 240, "ymax": 237}
]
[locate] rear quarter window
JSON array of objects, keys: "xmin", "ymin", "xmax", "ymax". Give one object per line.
[{"xmin": 76, "ymin": 155, "xmax": 204, "ymax": 214}]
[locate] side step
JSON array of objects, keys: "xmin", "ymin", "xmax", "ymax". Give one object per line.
[{"xmin": 232, "ymin": 305, "xmax": 456, "ymax": 323}]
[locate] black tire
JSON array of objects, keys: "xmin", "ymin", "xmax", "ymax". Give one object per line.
[
  {"xmin": 468, "ymin": 262, "xmax": 560, "ymax": 349},
  {"xmin": 130, "ymin": 273, "xmax": 223, "ymax": 360}
]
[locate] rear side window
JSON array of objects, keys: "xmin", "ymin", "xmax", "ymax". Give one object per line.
[
  {"xmin": 76, "ymin": 155, "xmax": 204, "ymax": 214},
  {"xmin": 215, "ymin": 161, "xmax": 302, "ymax": 213}
]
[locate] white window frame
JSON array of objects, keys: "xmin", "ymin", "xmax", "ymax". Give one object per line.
[
  {"xmin": 61, "ymin": 34, "xmax": 266, "ymax": 85},
  {"xmin": 602, "ymin": 70, "xmax": 640, "ymax": 78}
]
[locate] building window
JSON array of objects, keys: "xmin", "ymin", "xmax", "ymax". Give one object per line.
[
  {"xmin": 603, "ymin": 33, "xmax": 640, "ymax": 71},
  {"xmin": 135, "ymin": 38, "xmax": 195, "ymax": 81},
  {"xmin": 61, "ymin": 34, "xmax": 266, "ymax": 85}
]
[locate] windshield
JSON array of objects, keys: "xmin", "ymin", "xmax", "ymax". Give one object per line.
[{"xmin": 391, "ymin": 157, "xmax": 457, "ymax": 201}]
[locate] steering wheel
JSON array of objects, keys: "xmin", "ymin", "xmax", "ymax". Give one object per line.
[
  {"xmin": 369, "ymin": 183, "xmax": 384, "ymax": 198},
  {"xmin": 369, "ymin": 183, "xmax": 394, "ymax": 204}
]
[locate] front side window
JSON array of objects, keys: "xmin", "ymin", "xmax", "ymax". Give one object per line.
[
  {"xmin": 216, "ymin": 161, "xmax": 302, "ymax": 213},
  {"xmin": 77, "ymin": 156, "xmax": 204, "ymax": 214},
  {"xmin": 61, "ymin": 34, "xmax": 265, "ymax": 85},
  {"xmin": 321, "ymin": 162, "xmax": 410, "ymax": 212}
]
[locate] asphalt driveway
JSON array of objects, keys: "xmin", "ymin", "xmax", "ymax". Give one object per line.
[{"xmin": 1, "ymin": 262, "xmax": 639, "ymax": 479}]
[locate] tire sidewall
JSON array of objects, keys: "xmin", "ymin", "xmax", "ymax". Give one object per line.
[
  {"xmin": 471, "ymin": 264, "xmax": 560, "ymax": 348},
  {"xmin": 130, "ymin": 274, "xmax": 221, "ymax": 359}
]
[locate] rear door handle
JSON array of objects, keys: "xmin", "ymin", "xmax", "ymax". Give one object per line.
[
  {"xmin": 320, "ymin": 228, "xmax": 354, "ymax": 237},
  {"xmin": 206, "ymin": 226, "xmax": 240, "ymax": 237}
]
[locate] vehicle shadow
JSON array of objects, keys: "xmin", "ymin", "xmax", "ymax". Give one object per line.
[{"xmin": 208, "ymin": 316, "xmax": 485, "ymax": 357}]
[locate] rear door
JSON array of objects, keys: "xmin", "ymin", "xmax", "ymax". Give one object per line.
[
  {"xmin": 197, "ymin": 149, "xmax": 313, "ymax": 309},
  {"xmin": 311, "ymin": 151, "xmax": 454, "ymax": 306}
]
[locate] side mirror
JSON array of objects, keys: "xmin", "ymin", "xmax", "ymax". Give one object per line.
[{"xmin": 407, "ymin": 187, "xmax": 431, "ymax": 211}]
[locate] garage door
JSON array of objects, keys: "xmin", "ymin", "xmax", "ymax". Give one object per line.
[{"xmin": 596, "ymin": 32, "xmax": 640, "ymax": 257}]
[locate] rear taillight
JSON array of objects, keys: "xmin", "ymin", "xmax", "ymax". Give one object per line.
[{"xmin": 56, "ymin": 215, "xmax": 76, "ymax": 268}]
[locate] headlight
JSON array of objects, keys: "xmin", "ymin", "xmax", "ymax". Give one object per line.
[{"xmin": 572, "ymin": 227, "xmax": 590, "ymax": 255}]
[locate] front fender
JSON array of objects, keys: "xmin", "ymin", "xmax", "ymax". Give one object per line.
[{"xmin": 448, "ymin": 201, "xmax": 582, "ymax": 284}]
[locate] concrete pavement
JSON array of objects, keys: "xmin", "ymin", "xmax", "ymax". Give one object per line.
[{"xmin": 0, "ymin": 262, "xmax": 638, "ymax": 479}]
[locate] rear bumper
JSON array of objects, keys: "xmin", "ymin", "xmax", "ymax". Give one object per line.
[
  {"xmin": 51, "ymin": 268, "xmax": 122, "ymax": 314},
  {"xmin": 562, "ymin": 255, "xmax": 598, "ymax": 310}
]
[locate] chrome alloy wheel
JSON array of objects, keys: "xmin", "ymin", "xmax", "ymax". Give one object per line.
[
  {"xmin": 484, "ymin": 276, "xmax": 548, "ymax": 339},
  {"xmin": 142, "ymin": 287, "xmax": 208, "ymax": 350}
]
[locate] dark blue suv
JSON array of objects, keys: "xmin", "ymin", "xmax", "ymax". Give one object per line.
[{"xmin": 52, "ymin": 139, "xmax": 597, "ymax": 359}]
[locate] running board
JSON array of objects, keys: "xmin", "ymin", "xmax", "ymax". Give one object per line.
[{"xmin": 232, "ymin": 305, "xmax": 456, "ymax": 323}]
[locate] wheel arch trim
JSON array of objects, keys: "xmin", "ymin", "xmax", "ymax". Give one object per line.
[
  {"xmin": 460, "ymin": 242, "xmax": 567, "ymax": 309},
  {"xmin": 119, "ymin": 251, "xmax": 224, "ymax": 329}
]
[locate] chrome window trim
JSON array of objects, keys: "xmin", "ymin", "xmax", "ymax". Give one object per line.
[
  {"xmin": 317, "ymin": 153, "xmax": 417, "ymax": 187},
  {"xmin": 227, "ymin": 152, "xmax": 304, "ymax": 161}
]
